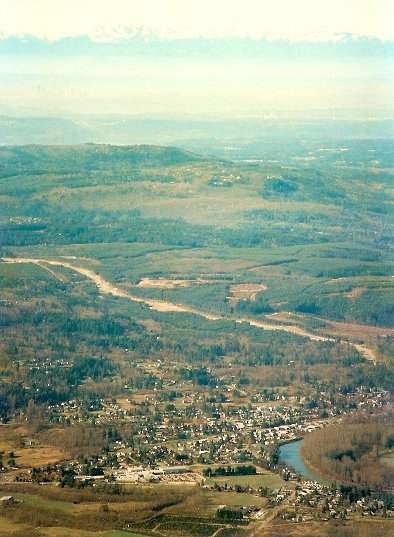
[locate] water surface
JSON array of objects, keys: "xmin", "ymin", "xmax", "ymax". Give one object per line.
[{"xmin": 279, "ymin": 439, "xmax": 331, "ymax": 485}]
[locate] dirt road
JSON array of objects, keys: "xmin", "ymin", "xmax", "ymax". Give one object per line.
[{"xmin": 3, "ymin": 257, "xmax": 376, "ymax": 361}]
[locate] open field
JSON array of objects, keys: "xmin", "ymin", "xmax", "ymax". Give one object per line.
[
  {"xmin": 100, "ymin": 530, "xmax": 150, "ymax": 537},
  {"xmin": 380, "ymin": 452, "xmax": 394, "ymax": 468},
  {"xmin": 33, "ymin": 529, "xmax": 102, "ymax": 537},
  {"xmin": 0, "ymin": 425, "xmax": 66, "ymax": 470},
  {"xmin": 0, "ymin": 522, "xmax": 151, "ymax": 537},
  {"xmin": 203, "ymin": 491, "xmax": 264, "ymax": 513},
  {"xmin": 1, "ymin": 492, "xmax": 74, "ymax": 512},
  {"xmin": 0, "ymin": 515, "xmax": 31, "ymax": 534}
]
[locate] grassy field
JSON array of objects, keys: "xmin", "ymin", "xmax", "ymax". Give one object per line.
[
  {"xmin": 0, "ymin": 515, "xmax": 31, "ymax": 534},
  {"xmin": 3, "ymin": 492, "xmax": 74, "ymax": 512},
  {"xmin": 0, "ymin": 524, "xmax": 151, "ymax": 537},
  {"xmin": 32, "ymin": 528, "xmax": 103, "ymax": 537},
  {"xmin": 202, "ymin": 490, "xmax": 264, "ymax": 516}
]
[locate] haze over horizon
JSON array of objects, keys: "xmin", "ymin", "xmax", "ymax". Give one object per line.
[{"xmin": 0, "ymin": 0, "xmax": 393, "ymax": 117}]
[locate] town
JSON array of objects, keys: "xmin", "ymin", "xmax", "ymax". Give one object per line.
[{"xmin": 2, "ymin": 366, "xmax": 390, "ymax": 526}]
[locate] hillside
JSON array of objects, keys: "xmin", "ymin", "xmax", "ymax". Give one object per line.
[
  {"xmin": 0, "ymin": 143, "xmax": 392, "ymax": 329},
  {"xmin": 0, "ymin": 143, "xmax": 393, "ymax": 536}
]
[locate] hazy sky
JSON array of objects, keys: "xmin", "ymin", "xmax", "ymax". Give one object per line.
[
  {"xmin": 1, "ymin": 0, "xmax": 393, "ymax": 41},
  {"xmin": 0, "ymin": 0, "xmax": 393, "ymax": 116}
]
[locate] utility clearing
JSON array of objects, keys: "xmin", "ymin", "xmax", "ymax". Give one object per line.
[{"xmin": 3, "ymin": 257, "xmax": 376, "ymax": 362}]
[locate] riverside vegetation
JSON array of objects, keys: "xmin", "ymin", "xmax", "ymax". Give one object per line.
[
  {"xmin": 0, "ymin": 141, "xmax": 393, "ymax": 536},
  {"xmin": 301, "ymin": 416, "xmax": 393, "ymax": 489}
]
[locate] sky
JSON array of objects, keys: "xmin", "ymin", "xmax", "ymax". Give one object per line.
[
  {"xmin": 1, "ymin": 0, "xmax": 393, "ymax": 41},
  {"xmin": 0, "ymin": 0, "xmax": 393, "ymax": 116}
]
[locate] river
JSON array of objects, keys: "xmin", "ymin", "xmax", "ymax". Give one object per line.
[{"xmin": 279, "ymin": 439, "xmax": 331, "ymax": 485}]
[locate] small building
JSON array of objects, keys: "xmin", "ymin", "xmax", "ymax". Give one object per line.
[{"xmin": 0, "ymin": 496, "xmax": 16, "ymax": 506}]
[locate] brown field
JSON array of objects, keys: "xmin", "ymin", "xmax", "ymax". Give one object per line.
[
  {"xmin": 320, "ymin": 319, "xmax": 393, "ymax": 344},
  {"xmin": 16, "ymin": 445, "xmax": 65, "ymax": 469},
  {"xmin": 33, "ymin": 528, "xmax": 102, "ymax": 537},
  {"xmin": 136, "ymin": 277, "xmax": 191, "ymax": 288},
  {"xmin": 74, "ymin": 306, "xmax": 103, "ymax": 319},
  {"xmin": 0, "ymin": 425, "xmax": 66, "ymax": 469},
  {"xmin": 116, "ymin": 398, "xmax": 133, "ymax": 411},
  {"xmin": 228, "ymin": 283, "xmax": 268, "ymax": 306},
  {"xmin": 265, "ymin": 311, "xmax": 393, "ymax": 348},
  {"xmin": 0, "ymin": 425, "xmax": 30, "ymax": 443},
  {"xmin": 0, "ymin": 515, "xmax": 31, "ymax": 534},
  {"xmin": 257, "ymin": 518, "xmax": 394, "ymax": 537},
  {"xmin": 137, "ymin": 318, "xmax": 162, "ymax": 332},
  {"xmin": 343, "ymin": 287, "xmax": 364, "ymax": 299}
]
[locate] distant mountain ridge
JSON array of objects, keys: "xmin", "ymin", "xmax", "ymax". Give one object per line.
[
  {"xmin": 1, "ymin": 115, "xmax": 393, "ymax": 147},
  {"xmin": 1, "ymin": 34, "xmax": 393, "ymax": 57}
]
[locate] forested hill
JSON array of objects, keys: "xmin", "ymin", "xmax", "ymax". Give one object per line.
[
  {"xmin": 0, "ymin": 143, "xmax": 392, "ymax": 329},
  {"xmin": 0, "ymin": 144, "xmax": 206, "ymax": 178}
]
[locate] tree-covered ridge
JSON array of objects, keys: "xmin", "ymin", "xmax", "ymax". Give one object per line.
[{"xmin": 0, "ymin": 144, "xmax": 205, "ymax": 178}]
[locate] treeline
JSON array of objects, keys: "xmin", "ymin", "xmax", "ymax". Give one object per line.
[
  {"xmin": 179, "ymin": 366, "xmax": 218, "ymax": 387},
  {"xmin": 0, "ymin": 144, "xmax": 203, "ymax": 179},
  {"xmin": 204, "ymin": 465, "xmax": 257, "ymax": 477},
  {"xmin": 290, "ymin": 289, "xmax": 394, "ymax": 327},
  {"xmin": 0, "ymin": 206, "xmax": 338, "ymax": 249}
]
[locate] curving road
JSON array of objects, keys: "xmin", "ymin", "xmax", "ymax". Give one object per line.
[{"xmin": 3, "ymin": 257, "xmax": 376, "ymax": 362}]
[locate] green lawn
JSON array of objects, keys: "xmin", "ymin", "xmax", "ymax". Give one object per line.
[{"xmin": 7, "ymin": 492, "xmax": 74, "ymax": 512}]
